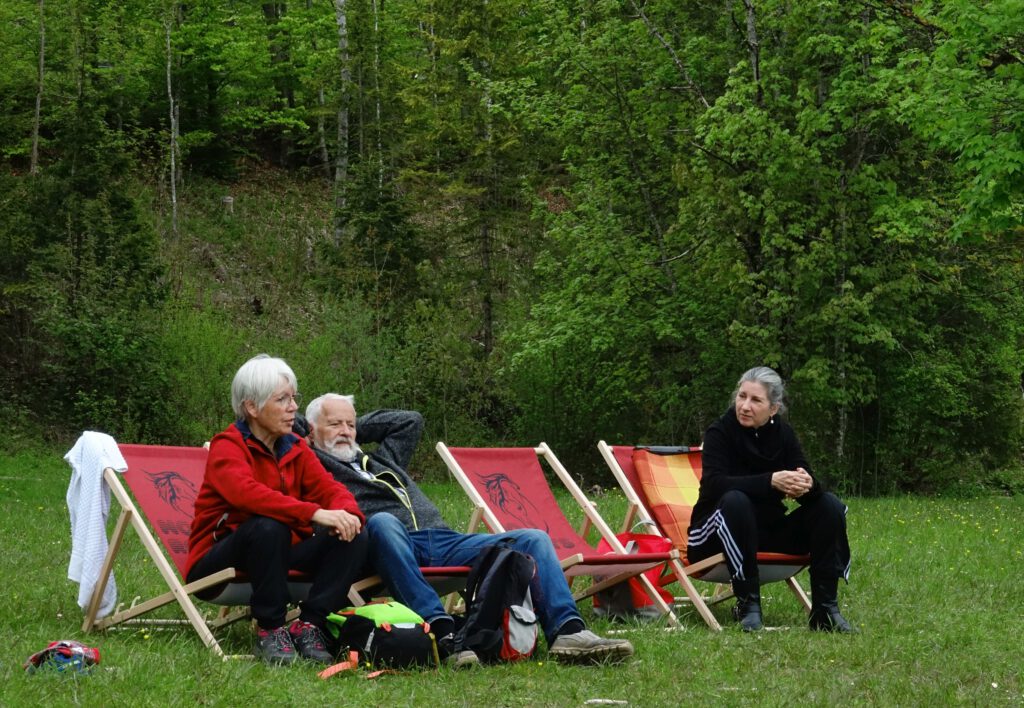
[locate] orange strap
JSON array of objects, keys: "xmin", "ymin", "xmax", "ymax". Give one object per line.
[
  {"xmin": 318, "ymin": 651, "xmax": 360, "ymax": 680},
  {"xmin": 318, "ymin": 651, "xmax": 402, "ymax": 680}
]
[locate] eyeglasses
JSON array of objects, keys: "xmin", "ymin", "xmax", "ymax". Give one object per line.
[{"xmin": 270, "ymin": 392, "xmax": 303, "ymax": 407}]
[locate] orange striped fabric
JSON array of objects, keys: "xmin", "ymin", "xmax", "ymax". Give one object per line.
[{"xmin": 632, "ymin": 449, "xmax": 703, "ymax": 560}]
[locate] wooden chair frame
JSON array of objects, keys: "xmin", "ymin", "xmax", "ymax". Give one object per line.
[
  {"xmin": 436, "ymin": 441, "xmax": 681, "ymax": 628},
  {"xmin": 82, "ymin": 466, "xmax": 260, "ymax": 658}
]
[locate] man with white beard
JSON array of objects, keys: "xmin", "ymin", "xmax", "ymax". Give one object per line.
[{"xmin": 299, "ymin": 393, "xmax": 635, "ymax": 667}]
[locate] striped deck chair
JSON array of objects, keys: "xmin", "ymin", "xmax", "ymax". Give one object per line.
[
  {"xmin": 598, "ymin": 441, "xmax": 811, "ymax": 631},
  {"xmin": 436, "ymin": 442, "xmax": 681, "ymax": 627}
]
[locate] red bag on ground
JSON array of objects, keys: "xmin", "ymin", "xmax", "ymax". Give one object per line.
[
  {"xmin": 24, "ymin": 640, "xmax": 100, "ymax": 674},
  {"xmin": 592, "ymin": 532, "xmax": 673, "ymax": 620}
]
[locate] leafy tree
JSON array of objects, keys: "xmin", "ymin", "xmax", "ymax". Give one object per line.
[
  {"xmin": 0, "ymin": 0, "xmax": 172, "ymax": 442},
  {"xmin": 503, "ymin": 0, "xmax": 1023, "ymax": 487},
  {"xmin": 878, "ymin": 0, "xmax": 1024, "ymax": 237}
]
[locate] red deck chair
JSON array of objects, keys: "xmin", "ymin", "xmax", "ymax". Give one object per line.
[
  {"xmin": 81, "ymin": 444, "xmax": 313, "ymax": 657},
  {"xmin": 598, "ymin": 441, "xmax": 811, "ymax": 630},
  {"xmin": 436, "ymin": 441, "xmax": 681, "ymax": 627},
  {"xmin": 83, "ymin": 444, "xmax": 467, "ymax": 657}
]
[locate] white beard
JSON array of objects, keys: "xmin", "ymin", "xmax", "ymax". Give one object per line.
[{"xmin": 325, "ymin": 438, "xmax": 359, "ymax": 462}]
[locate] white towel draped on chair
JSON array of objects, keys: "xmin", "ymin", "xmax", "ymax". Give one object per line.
[{"xmin": 65, "ymin": 431, "xmax": 127, "ymax": 618}]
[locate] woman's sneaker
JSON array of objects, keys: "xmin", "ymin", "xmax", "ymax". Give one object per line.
[
  {"xmin": 288, "ymin": 620, "xmax": 334, "ymax": 664},
  {"xmin": 255, "ymin": 626, "xmax": 297, "ymax": 665},
  {"xmin": 548, "ymin": 630, "xmax": 634, "ymax": 665}
]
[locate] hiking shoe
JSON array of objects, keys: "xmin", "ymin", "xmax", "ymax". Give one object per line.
[
  {"xmin": 548, "ymin": 629, "xmax": 634, "ymax": 665},
  {"xmin": 255, "ymin": 626, "xmax": 297, "ymax": 665},
  {"xmin": 447, "ymin": 649, "xmax": 481, "ymax": 668},
  {"xmin": 289, "ymin": 620, "xmax": 333, "ymax": 664},
  {"xmin": 437, "ymin": 633, "xmax": 480, "ymax": 669}
]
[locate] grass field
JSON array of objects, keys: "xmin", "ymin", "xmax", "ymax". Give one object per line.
[{"xmin": 1, "ymin": 450, "xmax": 1022, "ymax": 707}]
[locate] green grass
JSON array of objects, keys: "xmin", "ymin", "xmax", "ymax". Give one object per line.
[{"xmin": 2, "ymin": 450, "xmax": 1022, "ymax": 706}]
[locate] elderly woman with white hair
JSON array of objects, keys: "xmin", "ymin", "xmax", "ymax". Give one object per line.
[
  {"xmin": 686, "ymin": 366, "xmax": 853, "ymax": 633},
  {"xmin": 186, "ymin": 355, "xmax": 368, "ymax": 665}
]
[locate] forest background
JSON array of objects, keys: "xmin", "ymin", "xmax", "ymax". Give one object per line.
[{"xmin": 1, "ymin": 0, "xmax": 1022, "ymax": 495}]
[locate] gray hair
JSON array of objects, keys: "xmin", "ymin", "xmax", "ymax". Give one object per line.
[
  {"xmin": 230, "ymin": 354, "xmax": 298, "ymax": 419},
  {"xmin": 734, "ymin": 366, "xmax": 787, "ymax": 414},
  {"xmin": 305, "ymin": 393, "xmax": 356, "ymax": 426}
]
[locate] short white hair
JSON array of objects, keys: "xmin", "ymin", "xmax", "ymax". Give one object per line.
[
  {"xmin": 305, "ymin": 393, "xmax": 356, "ymax": 425},
  {"xmin": 230, "ymin": 354, "xmax": 297, "ymax": 419}
]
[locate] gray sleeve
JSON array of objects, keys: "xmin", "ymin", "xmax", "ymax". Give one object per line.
[{"xmin": 356, "ymin": 409, "xmax": 424, "ymax": 472}]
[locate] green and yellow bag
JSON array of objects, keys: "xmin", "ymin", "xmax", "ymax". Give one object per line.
[{"xmin": 325, "ymin": 601, "xmax": 439, "ymax": 670}]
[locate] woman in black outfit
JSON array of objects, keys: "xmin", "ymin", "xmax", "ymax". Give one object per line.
[{"xmin": 686, "ymin": 366, "xmax": 853, "ymax": 632}]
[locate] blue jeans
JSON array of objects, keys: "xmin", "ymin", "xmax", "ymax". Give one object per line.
[{"xmin": 366, "ymin": 513, "xmax": 582, "ymax": 642}]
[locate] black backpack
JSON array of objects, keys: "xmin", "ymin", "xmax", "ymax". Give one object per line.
[
  {"xmin": 455, "ymin": 541, "xmax": 539, "ymax": 663},
  {"xmin": 325, "ymin": 601, "xmax": 440, "ymax": 669}
]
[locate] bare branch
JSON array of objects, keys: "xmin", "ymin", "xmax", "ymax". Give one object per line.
[{"xmin": 629, "ymin": 0, "xmax": 710, "ymax": 109}]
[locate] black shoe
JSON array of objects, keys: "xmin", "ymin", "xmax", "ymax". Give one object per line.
[
  {"xmin": 255, "ymin": 626, "xmax": 297, "ymax": 665},
  {"xmin": 809, "ymin": 605, "xmax": 855, "ymax": 633},
  {"xmin": 289, "ymin": 620, "xmax": 334, "ymax": 663},
  {"xmin": 732, "ymin": 597, "xmax": 763, "ymax": 632},
  {"xmin": 731, "ymin": 578, "xmax": 763, "ymax": 632},
  {"xmin": 808, "ymin": 573, "xmax": 855, "ymax": 633}
]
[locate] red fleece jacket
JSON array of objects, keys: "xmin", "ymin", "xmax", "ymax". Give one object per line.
[{"xmin": 186, "ymin": 423, "xmax": 364, "ymax": 576}]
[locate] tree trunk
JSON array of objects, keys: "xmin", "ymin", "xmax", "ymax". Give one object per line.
[
  {"xmin": 262, "ymin": 3, "xmax": 294, "ymax": 166},
  {"xmin": 306, "ymin": 0, "xmax": 331, "ymax": 180},
  {"xmin": 30, "ymin": 0, "xmax": 45, "ymax": 176},
  {"xmin": 741, "ymin": 0, "xmax": 763, "ymax": 105},
  {"xmin": 318, "ymin": 87, "xmax": 331, "ymax": 179},
  {"xmin": 480, "ymin": 221, "xmax": 494, "ymax": 355},
  {"xmin": 165, "ymin": 14, "xmax": 179, "ymax": 240},
  {"xmin": 479, "ymin": 80, "xmax": 495, "ymax": 356},
  {"xmin": 420, "ymin": 18, "xmax": 441, "ymax": 173},
  {"xmin": 835, "ymin": 195, "xmax": 848, "ymax": 469},
  {"xmin": 333, "ymin": 0, "xmax": 350, "ymax": 245},
  {"xmin": 372, "ymin": 0, "xmax": 384, "ymax": 191}
]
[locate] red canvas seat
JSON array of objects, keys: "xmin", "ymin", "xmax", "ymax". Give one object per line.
[
  {"xmin": 436, "ymin": 442, "xmax": 681, "ymax": 627},
  {"xmin": 82, "ymin": 443, "xmax": 468, "ymax": 656},
  {"xmin": 80, "ymin": 444, "xmax": 313, "ymax": 656}
]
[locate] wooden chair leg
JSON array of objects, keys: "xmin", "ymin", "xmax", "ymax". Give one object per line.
[
  {"xmin": 786, "ymin": 574, "xmax": 812, "ymax": 612},
  {"xmin": 669, "ymin": 559, "xmax": 722, "ymax": 631}
]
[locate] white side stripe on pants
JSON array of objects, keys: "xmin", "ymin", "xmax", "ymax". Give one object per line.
[{"xmin": 687, "ymin": 509, "xmax": 747, "ymax": 580}]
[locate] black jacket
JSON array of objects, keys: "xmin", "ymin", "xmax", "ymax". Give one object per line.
[{"xmin": 690, "ymin": 406, "xmax": 822, "ymax": 528}]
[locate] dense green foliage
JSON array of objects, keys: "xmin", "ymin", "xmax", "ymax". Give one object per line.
[{"xmin": 1, "ymin": 0, "xmax": 1021, "ymax": 492}]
